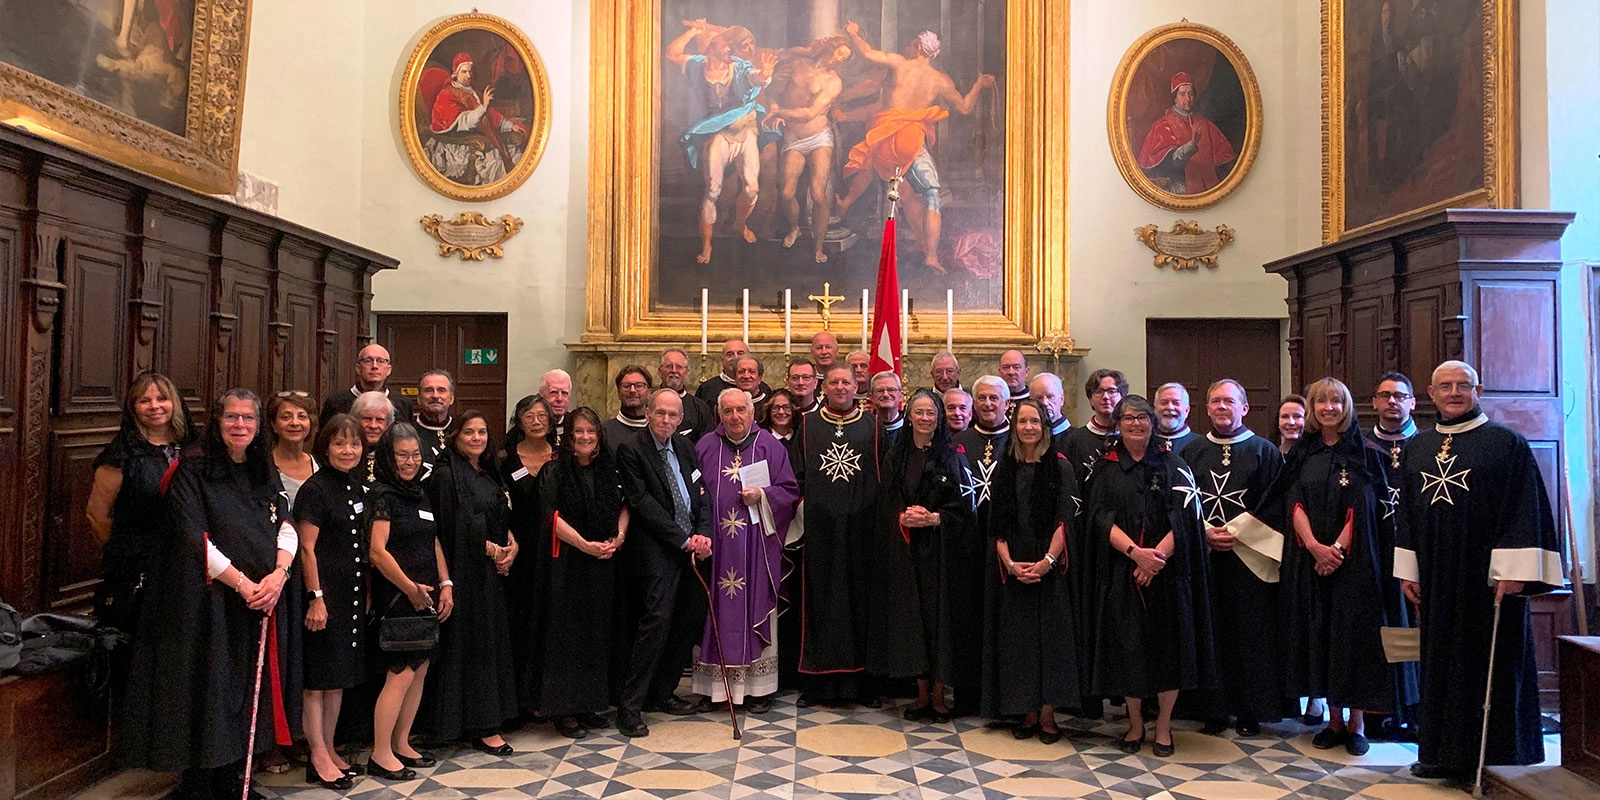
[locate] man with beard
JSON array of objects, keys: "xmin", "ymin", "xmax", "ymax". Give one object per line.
[
  {"xmin": 930, "ymin": 351, "xmax": 963, "ymax": 394},
  {"xmin": 659, "ymin": 348, "xmax": 714, "ymax": 441},
  {"xmin": 1366, "ymin": 371, "xmax": 1422, "ymax": 471},
  {"xmin": 539, "ymin": 369, "xmax": 575, "ymax": 448},
  {"xmin": 734, "ymin": 355, "xmax": 770, "ymax": 408},
  {"xmin": 999, "ymin": 349, "xmax": 1030, "ymax": 403},
  {"xmin": 943, "ymin": 388, "xmax": 972, "ymax": 434},
  {"xmin": 1180, "ymin": 379, "xmax": 1284, "ymax": 737},
  {"xmin": 1155, "ymin": 382, "xmax": 1200, "ymax": 453},
  {"xmin": 951, "ymin": 374, "xmax": 1011, "ymax": 715},
  {"xmin": 1061, "ymin": 369, "xmax": 1125, "ymax": 485},
  {"xmin": 846, "ymin": 350, "xmax": 873, "ymax": 407},
  {"xmin": 1028, "ymin": 372, "xmax": 1072, "ymax": 452},
  {"xmin": 764, "ymin": 36, "xmax": 851, "ymax": 263},
  {"xmin": 698, "ymin": 339, "xmax": 770, "ymax": 406},
  {"xmin": 870, "ymin": 371, "xmax": 906, "ymax": 447},
  {"xmin": 810, "ymin": 331, "xmax": 839, "ymax": 372},
  {"xmin": 320, "ymin": 343, "xmax": 411, "ymax": 426},
  {"xmin": 413, "ymin": 369, "xmax": 455, "ymax": 476},
  {"xmin": 1397, "ymin": 361, "xmax": 1562, "ymax": 787},
  {"xmin": 603, "ymin": 365, "xmax": 653, "ymax": 454},
  {"xmin": 793, "ymin": 365, "xmax": 883, "ymax": 707},
  {"xmin": 785, "ymin": 358, "xmax": 821, "ymax": 414}
]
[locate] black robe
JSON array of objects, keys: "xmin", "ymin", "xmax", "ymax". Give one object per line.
[
  {"xmin": 1062, "ymin": 420, "xmax": 1114, "ymax": 486},
  {"xmin": 92, "ymin": 423, "xmax": 180, "ymax": 631},
  {"xmin": 697, "ymin": 373, "xmax": 771, "ymax": 407},
  {"xmin": 602, "ymin": 413, "xmax": 649, "ymax": 456},
  {"xmin": 500, "ymin": 447, "xmax": 550, "ymax": 710},
  {"xmin": 677, "ymin": 390, "xmax": 715, "ymax": 442},
  {"xmin": 1179, "ymin": 430, "xmax": 1285, "ymax": 722},
  {"xmin": 423, "ymin": 450, "xmax": 519, "ymax": 739},
  {"xmin": 1157, "ymin": 428, "xmax": 1200, "ymax": 455},
  {"xmin": 982, "ymin": 450, "xmax": 1080, "ymax": 717},
  {"xmin": 1364, "ymin": 418, "xmax": 1420, "ymax": 473},
  {"xmin": 320, "ymin": 386, "xmax": 412, "ymax": 429},
  {"xmin": 121, "ymin": 455, "xmax": 293, "ymax": 771},
  {"xmin": 867, "ymin": 438, "xmax": 975, "ymax": 682},
  {"xmin": 794, "ymin": 406, "xmax": 881, "ymax": 687},
  {"xmin": 1083, "ymin": 442, "xmax": 1218, "ymax": 699},
  {"xmin": 1258, "ymin": 424, "xmax": 1416, "ymax": 712},
  {"xmin": 414, "ymin": 415, "xmax": 452, "ymax": 479},
  {"xmin": 952, "ymin": 422, "xmax": 1011, "ymax": 702},
  {"xmin": 1397, "ymin": 410, "xmax": 1561, "ymax": 770},
  {"xmin": 772, "ymin": 428, "xmax": 805, "ymax": 689}
]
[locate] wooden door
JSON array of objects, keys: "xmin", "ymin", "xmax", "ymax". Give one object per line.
[
  {"xmin": 1146, "ymin": 318, "xmax": 1284, "ymax": 438},
  {"xmin": 375, "ymin": 313, "xmax": 509, "ymax": 454}
]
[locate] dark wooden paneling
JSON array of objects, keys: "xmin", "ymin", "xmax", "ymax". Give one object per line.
[
  {"xmin": 377, "ymin": 313, "xmax": 509, "ymax": 453},
  {"xmin": 159, "ymin": 265, "xmax": 211, "ymax": 408},
  {"xmin": 43, "ymin": 430, "xmax": 114, "ymax": 610},
  {"xmin": 1563, "ymin": 637, "xmax": 1600, "ymax": 785},
  {"xmin": 1476, "ymin": 280, "xmax": 1557, "ymax": 395},
  {"xmin": 1146, "ymin": 318, "xmax": 1282, "ymax": 436},
  {"xmin": 56, "ymin": 242, "xmax": 127, "ymax": 416}
]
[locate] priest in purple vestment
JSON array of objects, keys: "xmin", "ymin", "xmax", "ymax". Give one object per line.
[{"xmin": 692, "ymin": 387, "xmax": 800, "ymax": 712}]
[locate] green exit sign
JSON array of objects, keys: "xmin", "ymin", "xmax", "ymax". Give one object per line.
[{"xmin": 463, "ymin": 348, "xmax": 499, "ymax": 365}]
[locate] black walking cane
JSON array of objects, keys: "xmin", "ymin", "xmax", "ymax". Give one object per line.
[
  {"xmin": 689, "ymin": 551, "xmax": 742, "ymax": 740},
  {"xmin": 240, "ymin": 612, "xmax": 271, "ymax": 800}
]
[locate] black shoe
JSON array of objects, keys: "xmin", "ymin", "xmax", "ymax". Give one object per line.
[
  {"xmin": 1152, "ymin": 736, "xmax": 1176, "ymax": 758},
  {"xmin": 342, "ymin": 762, "xmax": 364, "ymax": 778},
  {"xmin": 1346, "ymin": 733, "xmax": 1371, "ymax": 756},
  {"xmin": 1311, "ymin": 726, "xmax": 1349, "ymax": 750},
  {"xmin": 647, "ymin": 695, "xmax": 698, "ymax": 715},
  {"xmin": 365, "ymin": 759, "xmax": 417, "ymax": 781},
  {"xmin": 578, "ymin": 712, "xmax": 612, "ymax": 729},
  {"xmin": 617, "ymin": 711, "xmax": 650, "ymax": 738},
  {"xmin": 305, "ymin": 764, "xmax": 354, "ymax": 791},
  {"xmin": 1235, "ymin": 719, "xmax": 1261, "ymax": 737},
  {"xmin": 471, "ymin": 738, "xmax": 514, "ymax": 756},
  {"xmin": 860, "ymin": 695, "xmax": 884, "ymax": 709},
  {"xmin": 396, "ymin": 751, "xmax": 436, "ymax": 769},
  {"xmin": 1012, "ymin": 724, "xmax": 1037, "ymax": 741},
  {"xmin": 930, "ymin": 707, "xmax": 952, "ymax": 724},
  {"xmin": 1410, "ymin": 763, "xmax": 1457, "ymax": 779},
  {"xmin": 1116, "ymin": 729, "xmax": 1145, "ymax": 754},
  {"xmin": 555, "ymin": 717, "xmax": 588, "ymax": 739},
  {"xmin": 795, "ymin": 693, "xmax": 816, "ymax": 708},
  {"xmin": 746, "ymin": 694, "xmax": 774, "ymax": 715},
  {"xmin": 903, "ymin": 704, "xmax": 933, "ymax": 722},
  {"xmin": 1200, "ymin": 719, "xmax": 1230, "ymax": 736},
  {"xmin": 1038, "ymin": 727, "xmax": 1062, "ymax": 745}
]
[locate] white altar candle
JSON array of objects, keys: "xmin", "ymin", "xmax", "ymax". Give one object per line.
[
  {"xmin": 784, "ymin": 289, "xmax": 792, "ymax": 354},
  {"xmin": 946, "ymin": 289, "xmax": 954, "ymax": 353},
  {"xmin": 861, "ymin": 289, "xmax": 870, "ymax": 351},
  {"xmin": 742, "ymin": 288, "xmax": 750, "ymax": 343},
  {"xmin": 901, "ymin": 289, "xmax": 909, "ymax": 353},
  {"xmin": 700, "ymin": 288, "xmax": 709, "ymax": 355}
]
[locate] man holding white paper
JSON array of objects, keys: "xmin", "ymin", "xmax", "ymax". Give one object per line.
[
  {"xmin": 1179, "ymin": 379, "xmax": 1284, "ymax": 737},
  {"xmin": 691, "ymin": 388, "xmax": 799, "ymax": 713}
]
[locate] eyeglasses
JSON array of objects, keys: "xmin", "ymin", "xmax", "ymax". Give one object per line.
[
  {"xmin": 769, "ymin": 404, "xmax": 794, "ymax": 414},
  {"xmin": 275, "ymin": 390, "xmax": 310, "ymax": 398},
  {"xmin": 1435, "ymin": 382, "xmax": 1478, "ymax": 394},
  {"xmin": 618, "ymin": 382, "xmax": 650, "ymax": 391},
  {"xmin": 220, "ymin": 413, "xmax": 257, "ymax": 424},
  {"xmin": 1375, "ymin": 391, "xmax": 1413, "ymax": 402},
  {"xmin": 870, "ymin": 386, "xmax": 901, "ymax": 396},
  {"xmin": 1091, "ymin": 388, "xmax": 1121, "ymax": 398},
  {"xmin": 358, "ymin": 357, "xmax": 391, "ymax": 366},
  {"xmin": 1118, "ymin": 413, "xmax": 1151, "ymax": 424}
]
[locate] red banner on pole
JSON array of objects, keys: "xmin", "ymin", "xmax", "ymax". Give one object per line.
[{"xmin": 869, "ymin": 216, "xmax": 901, "ymax": 378}]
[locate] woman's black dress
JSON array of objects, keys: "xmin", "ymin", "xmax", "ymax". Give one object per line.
[
  {"xmin": 525, "ymin": 456, "xmax": 624, "ymax": 716},
  {"xmin": 982, "ymin": 452, "xmax": 1081, "ymax": 717},
  {"xmin": 369, "ymin": 483, "xmax": 441, "ymax": 672},
  {"xmin": 92, "ymin": 426, "xmax": 179, "ymax": 631},
  {"xmin": 295, "ymin": 466, "xmax": 367, "ymax": 689},
  {"xmin": 501, "ymin": 448, "xmax": 547, "ymax": 709},
  {"xmin": 120, "ymin": 455, "xmax": 292, "ymax": 771},
  {"xmin": 1084, "ymin": 442, "xmax": 1218, "ymax": 699},
  {"xmin": 1260, "ymin": 425, "xmax": 1417, "ymax": 712},
  {"xmin": 423, "ymin": 449, "xmax": 519, "ymax": 739}
]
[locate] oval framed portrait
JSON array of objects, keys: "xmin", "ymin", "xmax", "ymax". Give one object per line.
[
  {"xmin": 1107, "ymin": 22, "xmax": 1262, "ymax": 210},
  {"xmin": 400, "ymin": 13, "xmax": 552, "ymax": 202}
]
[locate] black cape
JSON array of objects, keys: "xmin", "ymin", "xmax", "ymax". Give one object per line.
[
  {"xmin": 1083, "ymin": 442, "xmax": 1218, "ymax": 699},
  {"xmin": 500, "ymin": 448, "xmax": 548, "ymax": 710},
  {"xmin": 1258, "ymin": 423, "xmax": 1417, "ymax": 712},
  {"xmin": 1397, "ymin": 410, "xmax": 1561, "ymax": 769},
  {"xmin": 951, "ymin": 422, "xmax": 1011, "ymax": 698},
  {"xmin": 92, "ymin": 421, "xmax": 181, "ymax": 631}
]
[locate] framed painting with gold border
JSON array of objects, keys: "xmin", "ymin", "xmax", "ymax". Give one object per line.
[
  {"xmin": 399, "ymin": 12, "xmax": 552, "ymax": 202},
  {"xmin": 0, "ymin": 0, "xmax": 251, "ymax": 194},
  {"xmin": 583, "ymin": 0, "xmax": 1070, "ymax": 347},
  {"xmin": 1322, "ymin": 0, "xmax": 1518, "ymax": 242},
  {"xmin": 1107, "ymin": 22, "xmax": 1263, "ymax": 211}
]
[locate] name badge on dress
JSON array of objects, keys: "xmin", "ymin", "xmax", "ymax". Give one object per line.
[
  {"xmin": 512, "ymin": 466, "xmax": 530, "ymax": 481},
  {"xmin": 690, "ymin": 469, "xmax": 702, "ymax": 483},
  {"xmin": 419, "ymin": 509, "xmax": 435, "ymax": 521},
  {"xmin": 352, "ymin": 502, "xmax": 364, "ymax": 513}
]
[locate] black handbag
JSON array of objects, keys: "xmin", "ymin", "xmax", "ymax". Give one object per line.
[{"xmin": 378, "ymin": 594, "xmax": 439, "ymax": 653}]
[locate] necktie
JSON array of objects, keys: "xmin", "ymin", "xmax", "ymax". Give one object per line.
[{"xmin": 662, "ymin": 447, "xmax": 691, "ymax": 534}]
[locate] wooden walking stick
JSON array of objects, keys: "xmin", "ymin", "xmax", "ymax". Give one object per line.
[
  {"xmin": 1563, "ymin": 451, "xmax": 1588, "ymax": 634},
  {"xmin": 689, "ymin": 551, "xmax": 741, "ymax": 740},
  {"xmin": 1472, "ymin": 592, "xmax": 1505, "ymax": 798},
  {"xmin": 240, "ymin": 613, "xmax": 271, "ymax": 800}
]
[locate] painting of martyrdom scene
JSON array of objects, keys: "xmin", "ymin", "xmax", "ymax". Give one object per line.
[
  {"xmin": 1342, "ymin": 0, "xmax": 1484, "ymax": 233},
  {"xmin": 408, "ymin": 24, "xmax": 541, "ymax": 195},
  {"xmin": 0, "ymin": 0, "xmax": 194, "ymax": 136},
  {"xmin": 654, "ymin": 0, "xmax": 1006, "ymax": 315},
  {"xmin": 1110, "ymin": 24, "xmax": 1258, "ymax": 210}
]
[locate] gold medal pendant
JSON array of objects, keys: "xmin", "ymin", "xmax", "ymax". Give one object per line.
[{"xmin": 1221, "ymin": 443, "xmax": 1232, "ymax": 467}]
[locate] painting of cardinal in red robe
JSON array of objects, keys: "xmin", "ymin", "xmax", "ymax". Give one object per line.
[{"xmin": 1136, "ymin": 71, "xmax": 1237, "ymax": 195}]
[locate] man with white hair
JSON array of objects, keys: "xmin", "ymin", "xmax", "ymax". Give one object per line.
[
  {"xmin": 1154, "ymin": 382, "xmax": 1199, "ymax": 453},
  {"xmin": 1028, "ymin": 372, "xmax": 1071, "ymax": 452},
  {"xmin": 1396, "ymin": 360, "xmax": 1562, "ymax": 786},
  {"xmin": 659, "ymin": 348, "xmax": 714, "ymax": 441},
  {"xmin": 930, "ymin": 351, "xmax": 963, "ymax": 394},
  {"xmin": 539, "ymin": 368, "xmax": 575, "ymax": 447}
]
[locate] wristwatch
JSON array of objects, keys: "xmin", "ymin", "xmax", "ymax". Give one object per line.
[
  {"xmin": 307, "ymin": 589, "xmax": 324, "ymax": 601},
  {"xmin": 1125, "ymin": 543, "xmax": 1136, "ymax": 555}
]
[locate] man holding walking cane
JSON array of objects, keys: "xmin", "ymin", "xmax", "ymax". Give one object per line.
[{"xmin": 1395, "ymin": 361, "xmax": 1564, "ymax": 790}]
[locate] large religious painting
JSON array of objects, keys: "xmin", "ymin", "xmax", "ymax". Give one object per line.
[
  {"xmin": 399, "ymin": 13, "xmax": 552, "ymax": 202},
  {"xmin": 585, "ymin": 0, "xmax": 1069, "ymax": 347},
  {"xmin": 1323, "ymin": 0, "xmax": 1517, "ymax": 242},
  {"xmin": 1107, "ymin": 22, "xmax": 1262, "ymax": 211},
  {"xmin": 0, "ymin": 0, "xmax": 249, "ymax": 193}
]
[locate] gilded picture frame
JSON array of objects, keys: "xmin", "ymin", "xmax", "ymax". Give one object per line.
[
  {"xmin": 399, "ymin": 13, "xmax": 552, "ymax": 202},
  {"xmin": 1107, "ymin": 22, "xmax": 1263, "ymax": 211},
  {"xmin": 583, "ymin": 0, "xmax": 1070, "ymax": 347},
  {"xmin": 0, "ymin": 0, "xmax": 251, "ymax": 194},
  {"xmin": 1322, "ymin": 0, "xmax": 1518, "ymax": 242}
]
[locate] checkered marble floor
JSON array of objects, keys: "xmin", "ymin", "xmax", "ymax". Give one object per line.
[{"xmin": 86, "ymin": 690, "xmax": 1563, "ymax": 800}]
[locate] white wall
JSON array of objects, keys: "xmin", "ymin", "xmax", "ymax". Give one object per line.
[{"xmin": 1068, "ymin": 1, "xmax": 1321, "ymax": 404}]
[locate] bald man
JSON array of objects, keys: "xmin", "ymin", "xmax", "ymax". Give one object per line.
[
  {"xmin": 998, "ymin": 349, "xmax": 1030, "ymax": 402},
  {"xmin": 320, "ymin": 343, "xmax": 412, "ymax": 426},
  {"xmin": 810, "ymin": 331, "xmax": 840, "ymax": 370},
  {"xmin": 697, "ymin": 339, "xmax": 771, "ymax": 405}
]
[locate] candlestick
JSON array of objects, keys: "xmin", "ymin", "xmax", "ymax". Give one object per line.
[
  {"xmin": 900, "ymin": 289, "xmax": 909, "ymax": 355},
  {"xmin": 742, "ymin": 288, "xmax": 750, "ymax": 343},
  {"xmin": 861, "ymin": 289, "xmax": 869, "ymax": 351},
  {"xmin": 946, "ymin": 289, "xmax": 954, "ymax": 353},
  {"xmin": 784, "ymin": 289, "xmax": 793, "ymax": 354},
  {"xmin": 700, "ymin": 288, "xmax": 709, "ymax": 355}
]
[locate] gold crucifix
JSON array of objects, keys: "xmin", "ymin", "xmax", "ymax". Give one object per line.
[{"xmin": 808, "ymin": 282, "xmax": 846, "ymax": 330}]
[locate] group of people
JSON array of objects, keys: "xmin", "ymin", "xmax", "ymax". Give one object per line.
[{"xmin": 92, "ymin": 330, "xmax": 1562, "ymax": 798}]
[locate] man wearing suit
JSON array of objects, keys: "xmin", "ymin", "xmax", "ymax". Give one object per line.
[{"xmin": 615, "ymin": 389, "xmax": 714, "ymax": 737}]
